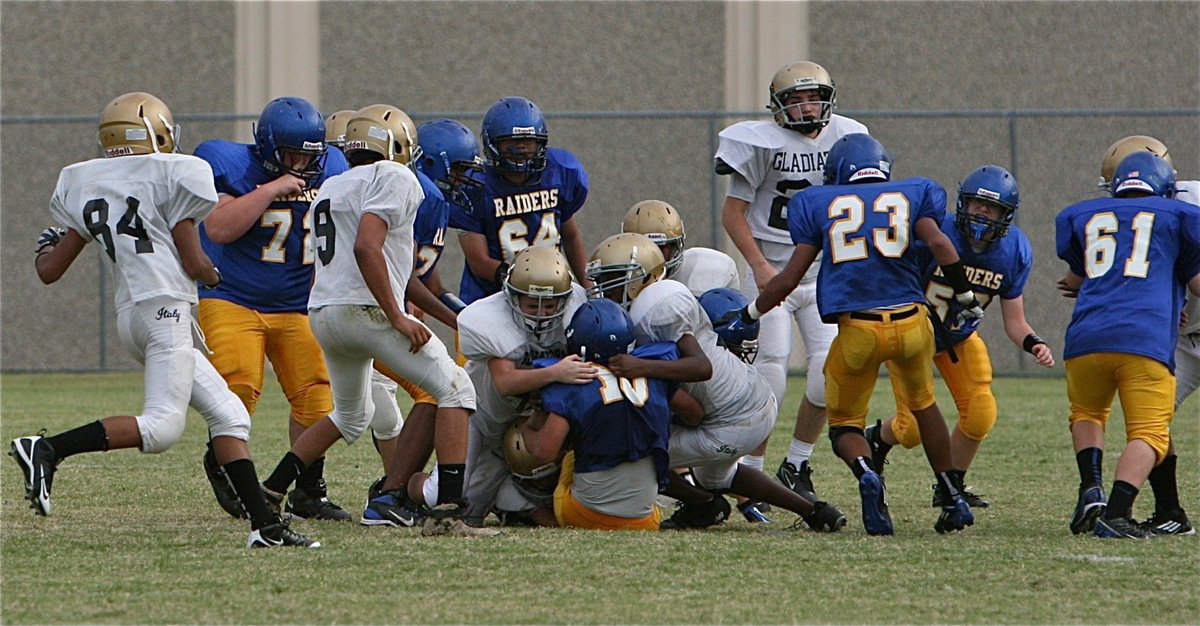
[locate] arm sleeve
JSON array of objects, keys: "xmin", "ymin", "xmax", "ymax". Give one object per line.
[
  {"xmin": 363, "ymin": 166, "xmax": 423, "ymax": 229},
  {"xmin": 1001, "ymin": 233, "xmax": 1034, "ymax": 298},
  {"xmin": 559, "ymin": 155, "xmax": 589, "ymax": 222},
  {"xmin": 167, "ymin": 158, "xmax": 220, "ymax": 226},
  {"xmin": 634, "ymin": 286, "xmax": 703, "ymax": 343},
  {"xmin": 788, "ymin": 195, "xmax": 822, "ymax": 247},
  {"xmin": 725, "ymin": 172, "xmax": 757, "ymax": 202}
]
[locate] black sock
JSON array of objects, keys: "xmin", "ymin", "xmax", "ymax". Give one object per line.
[
  {"xmin": 1106, "ymin": 480, "xmax": 1138, "ymax": 520},
  {"xmin": 1076, "ymin": 447, "xmax": 1103, "ymax": 489},
  {"xmin": 1148, "ymin": 455, "xmax": 1180, "ymax": 513},
  {"xmin": 223, "ymin": 458, "xmax": 276, "ymax": 530},
  {"xmin": 850, "ymin": 456, "xmax": 873, "ymax": 480},
  {"xmin": 935, "ymin": 471, "xmax": 962, "ymax": 501},
  {"xmin": 950, "ymin": 469, "xmax": 967, "ymax": 490},
  {"xmin": 296, "ymin": 456, "xmax": 326, "ymax": 495},
  {"xmin": 263, "ymin": 452, "xmax": 307, "ymax": 495},
  {"xmin": 46, "ymin": 421, "xmax": 107, "ymax": 460},
  {"xmin": 437, "ymin": 463, "xmax": 466, "ymax": 504}
]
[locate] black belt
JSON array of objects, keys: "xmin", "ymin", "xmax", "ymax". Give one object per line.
[{"xmin": 847, "ymin": 306, "xmax": 920, "ymax": 322}]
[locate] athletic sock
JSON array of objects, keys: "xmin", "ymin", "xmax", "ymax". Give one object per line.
[
  {"xmin": 1075, "ymin": 447, "xmax": 1103, "ymax": 489},
  {"xmin": 437, "ymin": 463, "xmax": 466, "ymax": 504},
  {"xmin": 1106, "ymin": 480, "xmax": 1138, "ymax": 520},
  {"xmin": 263, "ymin": 452, "xmax": 306, "ymax": 495},
  {"xmin": 786, "ymin": 440, "xmax": 815, "ymax": 468},
  {"xmin": 1148, "ymin": 454, "xmax": 1180, "ymax": 513},
  {"xmin": 296, "ymin": 456, "xmax": 327, "ymax": 495},
  {"xmin": 45, "ymin": 421, "xmax": 107, "ymax": 460},
  {"xmin": 223, "ymin": 458, "xmax": 275, "ymax": 529}
]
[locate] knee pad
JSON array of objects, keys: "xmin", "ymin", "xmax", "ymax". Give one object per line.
[
  {"xmin": 201, "ymin": 400, "xmax": 252, "ymax": 443},
  {"xmin": 431, "ymin": 365, "xmax": 476, "ymax": 411},
  {"xmin": 369, "ymin": 379, "xmax": 404, "ymax": 440},
  {"xmin": 890, "ymin": 412, "xmax": 923, "ymax": 450},
  {"xmin": 331, "ymin": 393, "xmax": 374, "ymax": 445},
  {"xmin": 828, "ymin": 425, "xmax": 864, "ymax": 457},
  {"xmin": 691, "ymin": 463, "xmax": 736, "ymax": 492},
  {"xmin": 137, "ymin": 410, "xmax": 188, "ymax": 454},
  {"xmin": 288, "ymin": 381, "xmax": 333, "ymax": 428},
  {"xmin": 804, "ymin": 352, "xmax": 829, "ymax": 408},
  {"xmin": 957, "ymin": 388, "xmax": 997, "ymax": 442}
]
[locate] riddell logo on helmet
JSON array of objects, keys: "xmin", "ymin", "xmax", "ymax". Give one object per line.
[
  {"xmin": 105, "ymin": 146, "xmax": 136, "ymax": 157},
  {"xmin": 511, "ymin": 127, "xmax": 538, "ymax": 136},
  {"xmin": 976, "ymin": 188, "xmax": 1001, "ymax": 200},
  {"xmin": 1115, "ymin": 178, "xmax": 1152, "ymax": 194},
  {"xmin": 849, "ymin": 167, "xmax": 887, "ymax": 182},
  {"xmin": 344, "ymin": 140, "xmax": 369, "ymax": 151}
]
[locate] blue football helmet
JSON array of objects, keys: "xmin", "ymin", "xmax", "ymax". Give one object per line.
[
  {"xmin": 822, "ymin": 133, "xmax": 891, "ymax": 185},
  {"xmin": 566, "ymin": 299, "xmax": 635, "ymax": 364},
  {"xmin": 698, "ymin": 288, "xmax": 760, "ymax": 364},
  {"xmin": 480, "ymin": 96, "xmax": 549, "ymax": 174},
  {"xmin": 956, "ymin": 165, "xmax": 1019, "ymax": 249},
  {"xmin": 253, "ymin": 97, "xmax": 326, "ymax": 181},
  {"xmin": 1111, "ymin": 151, "xmax": 1176, "ymax": 198},
  {"xmin": 416, "ymin": 118, "xmax": 484, "ymax": 210}
]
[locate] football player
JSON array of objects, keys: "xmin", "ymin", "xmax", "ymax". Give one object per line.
[
  {"xmin": 257, "ymin": 104, "xmax": 494, "ymax": 538},
  {"xmin": 715, "ymin": 62, "xmax": 869, "ymax": 506},
  {"xmin": 457, "ymin": 246, "xmax": 594, "ymax": 524},
  {"xmin": 194, "ymin": 96, "xmax": 353, "ymax": 521},
  {"xmin": 10, "ymin": 92, "xmax": 317, "ymax": 548},
  {"xmin": 863, "ymin": 165, "xmax": 1055, "ymax": 508},
  {"xmin": 513, "ymin": 299, "xmax": 682, "ymax": 530},
  {"xmin": 1056, "ymin": 152, "xmax": 1200, "ymax": 538},
  {"xmin": 324, "ymin": 109, "xmax": 356, "ymax": 150},
  {"xmin": 736, "ymin": 133, "xmax": 982, "ymax": 535},
  {"xmin": 452, "ymin": 96, "xmax": 592, "ymax": 305},
  {"xmin": 588, "ymin": 233, "xmax": 847, "ymax": 532}
]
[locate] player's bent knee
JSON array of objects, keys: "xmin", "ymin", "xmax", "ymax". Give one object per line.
[
  {"xmin": 828, "ymin": 425, "xmax": 863, "ymax": 456},
  {"xmin": 227, "ymin": 383, "xmax": 260, "ymax": 415},
  {"xmin": 432, "ymin": 366, "xmax": 476, "ymax": 411},
  {"xmin": 138, "ymin": 412, "xmax": 188, "ymax": 454},
  {"xmin": 959, "ymin": 390, "xmax": 997, "ymax": 442},
  {"xmin": 891, "ymin": 415, "xmax": 923, "ymax": 449}
]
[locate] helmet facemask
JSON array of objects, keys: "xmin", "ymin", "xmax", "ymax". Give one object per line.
[
  {"xmin": 771, "ymin": 85, "xmax": 835, "ymax": 134},
  {"xmin": 587, "ymin": 261, "xmax": 650, "ymax": 310},
  {"xmin": 955, "ymin": 196, "xmax": 1015, "ymax": 253}
]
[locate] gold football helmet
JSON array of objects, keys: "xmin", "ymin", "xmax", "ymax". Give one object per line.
[
  {"xmin": 768, "ymin": 61, "xmax": 836, "ymax": 134},
  {"xmin": 587, "ymin": 233, "xmax": 667, "ymax": 309},
  {"xmin": 622, "ymin": 200, "xmax": 686, "ymax": 278},
  {"xmin": 324, "ymin": 109, "xmax": 356, "ymax": 149},
  {"xmin": 502, "ymin": 416, "xmax": 562, "ymax": 480},
  {"xmin": 506, "ymin": 246, "xmax": 574, "ymax": 337},
  {"xmin": 1099, "ymin": 135, "xmax": 1172, "ymax": 189},
  {"xmin": 97, "ymin": 92, "xmax": 179, "ymax": 157},
  {"xmin": 344, "ymin": 104, "xmax": 422, "ymax": 166}
]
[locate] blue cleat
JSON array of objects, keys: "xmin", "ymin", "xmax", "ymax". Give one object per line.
[
  {"xmin": 1069, "ymin": 484, "xmax": 1106, "ymax": 535},
  {"xmin": 858, "ymin": 471, "xmax": 893, "ymax": 536}
]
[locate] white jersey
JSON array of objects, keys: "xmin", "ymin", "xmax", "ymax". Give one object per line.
[
  {"xmin": 458, "ymin": 284, "xmax": 588, "ymax": 427},
  {"xmin": 49, "ymin": 154, "xmax": 217, "ymax": 312},
  {"xmin": 308, "ymin": 161, "xmax": 424, "ymax": 309},
  {"xmin": 628, "ymin": 279, "xmax": 770, "ymax": 427},
  {"xmin": 1177, "ymin": 180, "xmax": 1200, "ymax": 335},
  {"xmin": 716, "ymin": 115, "xmax": 868, "ymax": 245},
  {"xmin": 672, "ymin": 247, "xmax": 739, "ymax": 296}
]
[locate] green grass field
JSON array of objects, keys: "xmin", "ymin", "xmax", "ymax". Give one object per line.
[{"xmin": 2, "ymin": 372, "xmax": 1197, "ymax": 624}]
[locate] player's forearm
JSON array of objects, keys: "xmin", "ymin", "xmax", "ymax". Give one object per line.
[
  {"xmin": 752, "ymin": 243, "xmax": 815, "ymax": 314},
  {"xmin": 459, "ymin": 232, "xmax": 505, "ymax": 284},
  {"xmin": 202, "ymin": 188, "xmax": 277, "ymax": 244},
  {"xmin": 171, "ymin": 219, "xmax": 221, "ymax": 287},
  {"xmin": 405, "ymin": 274, "xmax": 457, "ymax": 330},
  {"xmin": 34, "ymin": 230, "xmax": 86, "ymax": 284},
  {"xmin": 561, "ymin": 218, "xmax": 593, "ymax": 287},
  {"xmin": 355, "ymin": 246, "xmax": 405, "ymax": 324},
  {"xmin": 721, "ymin": 197, "xmax": 769, "ymax": 271},
  {"xmin": 492, "ymin": 366, "xmax": 559, "ymax": 397}
]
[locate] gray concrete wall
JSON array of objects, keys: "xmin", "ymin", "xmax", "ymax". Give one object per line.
[{"xmin": 2, "ymin": 1, "xmax": 1197, "ymax": 374}]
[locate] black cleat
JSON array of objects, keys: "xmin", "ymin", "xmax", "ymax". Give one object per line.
[
  {"xmin": 286, "ymin": 480, "xmax": 352, "ymax": 521},
  {"xmin": 934, "ymin": 496, "xmax": 975, "ymax": 534},
  {"xmin": 799, "ymin": 500, "xmax": 847, "ymax": 532},
  {"xmin": 203, "ymin": 442, "xmax": 248, "ymax": 519},
  {"xmin": 932, "ymin": 482, "xmax": 990, "ymax": 509},
  {"xmin": 776, "ymin": 459, "xmax": 819, "ymax": 502},
  {"xmin": 660, "ymin": 495, "xmax": 732, "ymax": 530},
  {"xmin": 1069, "ymin": 484, "xmax": 1106, "ymax": 535},
  {"xmin": 9, "ymin": 435, "xmax": 58, "ymax": 516},
  {"xmin": 1094, "ymin": 516, "xmax": 1154, "ymax": 539},
  {"xmin": 248, "ymin": 518, "xmax": 321, "ymax": 548},
  {"xmin": 1139, "ymin": 509, "xmax": 1195, "ymax": 536}
]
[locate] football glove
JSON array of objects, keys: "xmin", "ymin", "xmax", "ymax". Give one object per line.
[
  {"xmin": 36, "ymin": 227, "xmax": 66, "ymax": 254},
  {"xmin": 953, "ymin": 290, "xmax": 984, "ymax": 328}
]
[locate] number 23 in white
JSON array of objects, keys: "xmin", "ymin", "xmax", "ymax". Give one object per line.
[{"xmin": 827, "ymin": 192, "xmax": 910, "ymax": 263}]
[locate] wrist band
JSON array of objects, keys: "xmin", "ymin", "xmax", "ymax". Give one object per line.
[
  {"xmin": 746, "ymin": 301, "xmax": 762, "ymax": 321},
  {"xmin": 1023, "ymin": 333, "xmax": 1045, "ymax": 354}
]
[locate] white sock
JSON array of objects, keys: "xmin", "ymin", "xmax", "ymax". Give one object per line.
[
  {"xmin": 786, "ymin": 440, "xmax": 815, "ymax": 468},
  {"xmin": 739, "ymin": 454, "xmax": 765, "ymax": 472}
]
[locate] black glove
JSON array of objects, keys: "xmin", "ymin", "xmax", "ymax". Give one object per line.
[
  {"xmin": 36, "ymin": 227, "xmax": 66, "ymax": 254},
  {"xmin": 493, "ymin": 262, "xmax": 511, "ymax": 287}
]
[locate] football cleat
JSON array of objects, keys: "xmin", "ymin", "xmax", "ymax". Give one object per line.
[
  {"xmin": 202, "ymin": 443, "xmax": 248, "ymax": 519},
  {"xmin": 1070, "ymin": 484, "xmax": 1107, "ymax": 535},
  {"xmin": 421, "ymin": 503, "xmax": 502, "ymax": 537},
  {"xmin": 361, "ymin": 492, "xmax": 424, "ymax": 528},
  {"xmin": 934, "ymin": 496, "xmax": 975, "ymax": 534},
  {"xmin": 858, "ymin": 471, "xmax": 893, "ymax": 536},
  {"xmin": 247, "ymin": 519, "xmax": 321, "ymax": 548},
  {"xmin": 1139, "ymin": 509, "xmax": 1195, "ymax": 536},
  {"xmin": 736, "ymin": 500, "xmax": 772, "ymax": 524},
  {"xmin": 776, "ymin": 459, "xmax": 819, "ymax": 502},
  {"xmin": 660, "ymin": 495, "xmax": 732, "ymax": 530},
  {"xmin": 286, "ymin": 482, "xmax": 352, "ymax": 521},
  {"xmin": 799, "ymin": 500, "xmax": 847, "ymax": 533},
  {"xmin": 1094, "ymin": 516, "xmax": 1154, "ymax": 539},
  {"xmin": 9, "ymin": 435, "xmax": 58, "ymax": 516},
  {"xmin": 932, "ymin": 482, "xmax": 990, "ymax": 509}
]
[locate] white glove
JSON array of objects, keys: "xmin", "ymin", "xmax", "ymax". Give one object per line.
[{"xmin": 954, "ymin": 290, "xmax": 985, "ymax": 327}]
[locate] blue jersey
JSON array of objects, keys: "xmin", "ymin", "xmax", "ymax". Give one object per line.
[
  {"xmin": 194, "ymin": 140, "xmax": 349, "ymax": 312},
  {"xmin": 788, "ymin": 177, "xmax": 948, "ymax": 322},
  {"xmin": 915, "ymin": 213, "xmax": 1033, "ymax": 351},
  {"xmin": 1056, "ymin": 195, "xmax": 1200, "ymax": 371},
  {"xmin": 535, "ymin": 343, "xmax": 677, "ymax": 485},
  {"xmin": 450, "ymin": 147, "xmax": 588, "ymax": 303},
  {"xmin": 413, "ymin": 170, "xmax": 449, "ymax": 281}
]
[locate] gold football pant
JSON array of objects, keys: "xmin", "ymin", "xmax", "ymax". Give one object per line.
[
  {"xmin": 889, "ymin": 333, "xmax": 997, "ymax": 449},
  {"xmin": 1066, "ymin": 352, "xmax": 1174, "ymax": 463}
]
